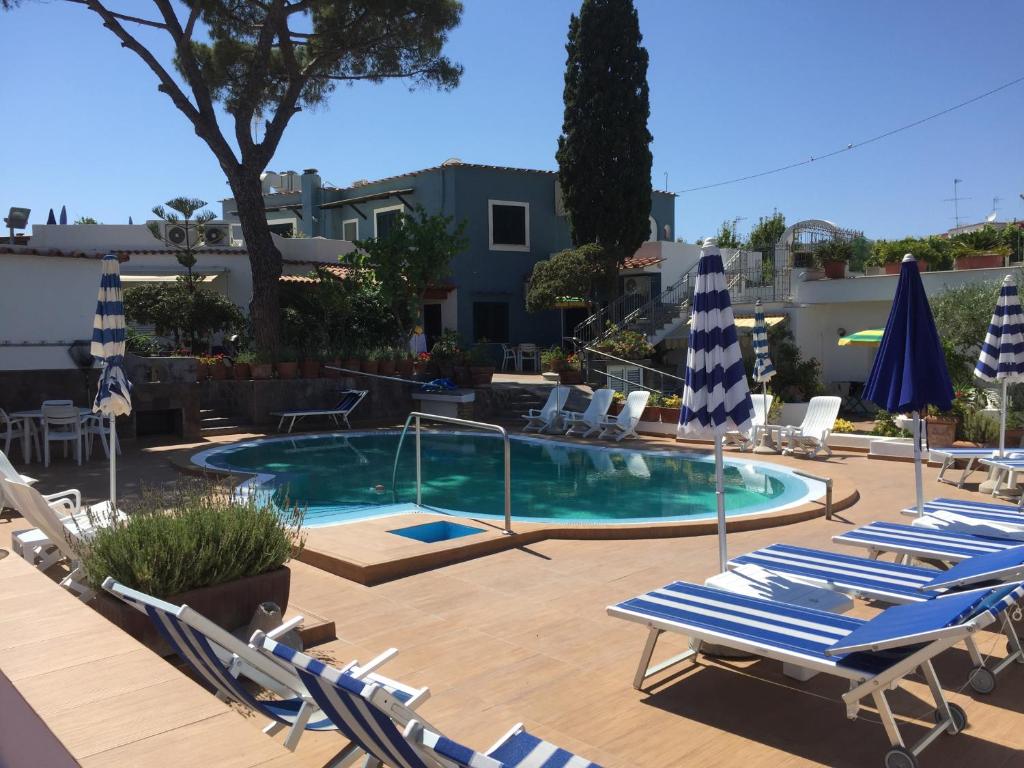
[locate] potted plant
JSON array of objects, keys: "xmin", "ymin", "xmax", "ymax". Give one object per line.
[
  {"xmin": 430, "ymin": 330, "xmax": 461, "ymax": 379},
  {"xmin": 657, "ymin": 393, "xmax": 682, "ymax": 423},
  {"xmin": 232, "ymin": 350, "xmax": 254, "ymax": 380},
  {"xmin": 361, "ymin": 347, "xmax": 380, "ymax": 375},
  {"xmin": 1005, "ymin": 411, "xmax": 1024, "ymax": 449},
  {"xmin": 607, "ymin": 390, "xmax": 625, "ymax": 416},
  {"xmin": 250, "ymin": 351, "xmax": 273, "ymax": 380},
  {"xmin": 952, "ymin": 226, "xmax": 1009, "ymax": 270},
  {"xmin": 377, "ymin": 347, "xmax": 397, "ymax": 377},
  {"xmin": 209, "ymin": 353, "xmax": 228, "ymax": 380},
  {"xmin": 275, "ymin": 348, "xmax": 299, "ymax": 379},
  {"xmin": 85, "ymin": 480, "xmax": 304, "ymax": 657},
  {"xmin": 195, "ymin": 356, "xmax": 212, "ymax": 381},
  {"xmin": 815, "ymin": 240, "xmax": 852, "ymax": 280},
  {"xmin": 541, "ymin": 346, "xmax": 567, "ymax": 373},
  {"xmin": 396, "ymin": 350, "xmax": 415, "ymax": 377},
  {"xmin": 414, "ymin": 351, "xmax": 432, "ymax": 375},
  {"xmin": 595, "ymin": 329, "xmax": 654, "ymax": 362},
  {"xmin": 468, "ymin": 343, "xmax": 496, "ymax": 386},
  {"xmin": 558, "ymin": 353, "xmax": 583, "ymax": 384},
  {"xmin": 640, "ymin": 392, "xmax": 660, "ymax": 423}
]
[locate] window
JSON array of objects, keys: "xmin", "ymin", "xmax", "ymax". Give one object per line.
[
  {"xmin": 374, "ymin": 205, "xmax": 404, "ymax": 239},
  {"xmin": 472, "ymin": 301, "xmax": 509, "ymax": 342},
  {"xmin": 268, "ymin": 221, "xmax": 294, "ymax": 237},
  {"xmin": 488, "ymin": 200, "xmax": 529, "ymax": 251},
  {"xmin": 342, "ymin": 218, "xmax": 358, "ymax": 241}
]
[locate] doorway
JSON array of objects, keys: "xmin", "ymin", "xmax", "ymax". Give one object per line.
[{"xmin": 423, "ymin": 303, "xmax": 442, "ymax": 350}]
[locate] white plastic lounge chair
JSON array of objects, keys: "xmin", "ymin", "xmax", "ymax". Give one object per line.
[
  {"xmin": 932, "ymin": 448, "xmax": 1024, "ymax": 488},
  {"xmin": 723, "ymin": 393, "xmax": 773, "ymax": 450},
  {"xmin": 102, "ymin": 578, "xmax": 428, "ymax": 757},
  {"xmin": 610, "ymin": 579, "xmax": 1024, "ymax": 768},
  {"xmin": 3, "ymin": 478, "xmax": 122, "ymax": 600},
  {"xmin": 255, "ymin": 632, "xmax": 603, "ymax": 768},
  {"xmin": 781, "ymin": 395, "xmax": 841, "ymax": 458},
  {"xmin": 833, "ymin": 520, "xmax": 1022, "ymax": 564},
  {"xmin": 597, "ymin": 390, "xmax": 650, "ymax": 441},
  {"xmin": 0, "ymin": 448, "xmax": 36, "ymax": 509},
  {"xmin": 272, "ymin": 389, "xmax": 367, "ymax": 433},
  {"xmin": 562, "ymin": 388, "xmax": 615, "ymax": 437},
  {"xmin": 521, "ymin": 386, "xmax": 570, "ymax": 433},
  {"xmin": 729, "ymin": 543, "xmax": 1024, "ymax": 692},
  {"xmin": 81, "ymin": 412, "xmax": 121, "ymax": 460}
]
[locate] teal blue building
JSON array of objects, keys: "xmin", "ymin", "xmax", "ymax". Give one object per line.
[{"xmin": 225, "ymin": 161, "xmax": 676, "ymax": 348}]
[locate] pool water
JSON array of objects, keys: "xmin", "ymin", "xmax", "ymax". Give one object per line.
[{"xmin": 195, "ymin": 432, "xmax": 821, "ymax": 527}]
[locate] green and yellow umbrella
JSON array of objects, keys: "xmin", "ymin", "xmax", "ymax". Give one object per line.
[{"xmin": 838, "ymin": 328, "xmax": 884, "ymax": 347}]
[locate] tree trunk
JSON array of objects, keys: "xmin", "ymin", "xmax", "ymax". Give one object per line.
[{"xmin": 229, "ymin": 171, "xmax": 282, "ymax": 355}]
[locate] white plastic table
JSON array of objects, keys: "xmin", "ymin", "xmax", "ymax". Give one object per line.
[{"xmin": 9, "ymin": 407, "xmax": 91, "ymax": 464}]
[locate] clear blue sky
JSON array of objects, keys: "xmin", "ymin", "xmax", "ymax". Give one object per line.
[{"xmin": 2, "ymin": 1, "xmax": 1022, "ymax": 241}]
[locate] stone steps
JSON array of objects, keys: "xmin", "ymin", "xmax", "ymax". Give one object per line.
[{"xmin": 199, "ymin": 408, "xmax": 253, "ymax": 436}]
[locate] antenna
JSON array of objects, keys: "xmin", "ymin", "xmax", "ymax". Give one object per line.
[
  {"xmin": 731, "ymin": 216, "xmax": 747, "ymax": 241},
  {"xmin": 663, "ymin": 171, "xmax": 669, "ymax": 192},
  {"xmin": 943, "ymin": 178, "xmax": 971, "ymax": 229}
]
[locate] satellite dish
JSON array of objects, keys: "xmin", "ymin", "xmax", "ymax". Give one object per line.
[{"xmin": 987, "ymin": 211, "xmax": 998, "ymax": 223}]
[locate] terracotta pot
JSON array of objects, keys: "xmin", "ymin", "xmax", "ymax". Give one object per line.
[
  {"xmin": 378, "ymin": 359, "xmax": 396, "ymax": 376},
  {"xmin": 196, "ymin": 362, "xmax": 210, "ymax": 382},
  {"xmin": 823, "ymin": 259, "xmax": 846, "ymax": 280},
  {"xmin": 885, "ymin": 260, "xmax": 928, "ymax": 274},
  {"xmin": 470, "ymin": 365, "xmax": 495, "ymax": 387},
  {"xmin": 453, "ymin": 365, "xmax": 473, "ymax": 387},
  {"xmin": 92, "ymin": 567, "xmax": 291, "ymax": 657},
  {"xmin": 210, "ymin": 363, "xmax": 227, "ymax": 380},
  {"xmin": 325, "ymin": 358, "xmax": 342, "ymax": 379},
  {"xmin": 558, "ymin": 369, "xmax": 583, "ymax": 385},
  {"xmin": 300, "ymin": 359, "xmax": 320, "ymax": 378},
  {"xmin": 251, "ymin": 363, "xmax": 273, "ymax": 380},
  {"xmin": 396, "ymin": 359, "xmax": 415, "ymax": 377},
  {"xmin": 640, "ymin": 406, "xmax": 659, "ymax": 423},
  {"xmin": 608, "ymin": 402, "xmax": 623, "ymax": 416},
  {"xmin": 437, "ymin": 360, "xmax": 455, "ymax": 378},
  {"xmin": 232, "ymin": 362, "xmax": 251, "ymax": 380},
  {"xmin": 955, "ymin": 252, "xmax": 1005, "ymax": 271},
  {"xmin": 342, "ymin": 357, "xmax": 361, "ymax": 373},
  {"xmin": 925, "ymin": 416, "xmax": 957, "ymax": 448},
  {"xmin": 275, "ymin": 361, "xmax": 298, "ymax": 379},
  {"xmin": 658, "ymin": 407, "xmax": 681, "ymax": 423},
  {"xmin": 361, "ymin": 359, "xmax": 379, "ymax": 375}
]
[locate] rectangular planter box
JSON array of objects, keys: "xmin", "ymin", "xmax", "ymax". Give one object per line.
[
  {"xmin": 92, "ymin": 566, "xmax": 291, "ymax": 657},
  {"xmin": 955, "ymin": 253, "xmax": 1005, "ymax": 270}
]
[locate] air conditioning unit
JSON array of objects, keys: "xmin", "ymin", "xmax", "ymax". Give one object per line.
[
  {"xmin": 203, "ymin": 222, "xmax": 230, "ymax": 247},
  {"xmin": 607, "ymin": 364, "xmax": 644, "ymax": 394},
  {"xmin": 624, "ymin": 276, "xmax": 650, "ymax": 296},
  {"xmin": 162, "ymin": 221, "xmax": 198, "ymax": 248}
]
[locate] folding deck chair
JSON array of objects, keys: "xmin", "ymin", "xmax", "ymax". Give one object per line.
[
  {"xmin": 900, "ymin": 496, "xmax": 1024, "ymax": 521},
  {"xmin": 609, "ymin": 580, "xmax": 1024, "ymax": 768},
  {"xmin": 931, "ymin": 448, "xmax": 1024, "ymax": 488},
  {"xmin": 596, "ymin": 390, "xmax": 650, "ymax": 442},
  {"xmin": 729, "ymin": 543, "xmax": 1024, "ymax": 692},
  {"xmin": 102, "ymin": 578, "xmax": 428, "ymax": 758},
  {"xmin": 272, "ymin": 389, "xmax": 367, "ymax": 433},
  {"xmin": 833, "ymin": 520, "xmax": 1022, "ymax": 564},
  {"xmin": 980, "ymin": 456, "xmax": 1024, "ymax": 496},
  {"xmin": 254, "ymin": 632, "xmax": 603, "ymax": 768}
]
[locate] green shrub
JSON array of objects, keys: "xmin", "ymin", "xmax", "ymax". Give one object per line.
[
  {"xmin": 871, "ymin": 410, "xmax": 911, "ymax": 438},
  {"xmin": 80, "ymin": 480, "xmax": 304, "ymax": 597},
  {"xmin": 959, "ymin": 409, "xmax": 999, "ymax": 445},
  {"xmin": 126, "ymin": 327, "xmax": 162, "ymax": 357}
]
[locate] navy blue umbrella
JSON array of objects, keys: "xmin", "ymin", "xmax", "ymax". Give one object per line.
[
  {"xmin": 59, "ymin": 205, "xmax": 67, "ymax": 225},
  {"xmin": 46, "ymin": 208, "xmax": 56, "ymax": 225},
  {"xmin": 864, "ymin": 253, "xmax": 953, "ymax": 514}
]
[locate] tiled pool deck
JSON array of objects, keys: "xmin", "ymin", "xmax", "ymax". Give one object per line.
[{"xmin": 3, "ymin": 430, "xmax": 1024, "ymax": 766}]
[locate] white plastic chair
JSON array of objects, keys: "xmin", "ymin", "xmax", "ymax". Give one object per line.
[
  {"xmin": 41, "ymin": 404, "xmax": 83, "ymax": 467},
  {"xmin": 563, "ymin": 389, "xmax": 616, "ymax": 437},
  {"xmin": 781, "ymin": 395, "xmax": 842, "ymax": 458},
  {"xmin": 521, "ymin": 387, "xmax": 571, "ymax": 433},
  {"xmin": 518, "ymin": 343, "xmax": 540, "ymax": 372},
  {"xmin": 597, "ymin": 390, "xmax": 650, "ymax": 441},
  {"xmin": 82, "ymin": 413, "xmax": 120, "ymax": 460},
  {"xmin": 0, "ymin": 408, "xmax": 38, "ymax": 464},
  {"xmin": 500, "ymin": 344, "xmax": 518, "ymax": 371},
  {"xmin": 724, "ymin": 394, "xmax": 774, "ymax": 451}
]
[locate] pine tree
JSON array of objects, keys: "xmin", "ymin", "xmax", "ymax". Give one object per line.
[{"xmin": 556, "ymin": 0, "xmax": 653, "ymax": 301}]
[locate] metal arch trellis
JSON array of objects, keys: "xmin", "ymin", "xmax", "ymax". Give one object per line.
[{"xmin": 776, "ymin": 219, "xmax": 864, "ymax": 268}]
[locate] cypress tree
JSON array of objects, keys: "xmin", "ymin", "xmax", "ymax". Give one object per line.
[{"xmin": 556, "ymin": 0, "xmax": 653, "ymax": 302}]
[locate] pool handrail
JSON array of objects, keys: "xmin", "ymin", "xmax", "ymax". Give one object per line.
[
  {"xmin": 792, "ymin": 469, "xmax": 833, "ymax": 520},
  {"xmin": 390, "ymin": 412, "xmax": 513, "ymax": 535}
]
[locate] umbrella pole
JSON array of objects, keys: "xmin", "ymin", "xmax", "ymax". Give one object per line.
[
  {"xmin": 1000, "ymin": 380, "xmax": 1008, "ymax": 457},
  {"xmin": 913, "ymin": 410, "xmax": 924, "ymax": 516},
  {"xmin": 715, "ymin": 435, "xmax": 727, "ymax": 571},
  {"xmin": 753, "ymin": 383, "xmax": 773, "ymax": 453},
  {"xmin": 109, "ymin": 417, "xmax": 117, "ymax": 510}
]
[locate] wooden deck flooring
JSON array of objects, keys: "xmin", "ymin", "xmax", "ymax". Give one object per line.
[{"xmin": 3, "ymin": 433, "xmax": 1024, "ymax": 766}]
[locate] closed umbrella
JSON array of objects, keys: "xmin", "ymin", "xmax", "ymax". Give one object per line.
[
  {"xmin": 59, "ymin": 205, "xmax": 67, "ymax": 225},
  {"xmin": 863, "ymin": 254, "xmax": 953, "ymax": 515},
  {"xmin": 974, "ymin": 274, "xmax": 1024, "ymax": 459},
  {"xmin": 46, "ymin": 209, "xmax": 56, "ymax": 225},
  {"xmin": 751, "ymin": 300, "xmax": 776, "ymax": 453},
  {"xmin": 91, "ymin": 254, "xmax": 132, "ymax": 509},
  {"xmin": 678, "ymin": 239, "xmax": 754, "ymax": 571}
]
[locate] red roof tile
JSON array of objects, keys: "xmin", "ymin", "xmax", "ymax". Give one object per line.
[{"xmin": 622, "ymin": 255, "xmax": 664, "ymax": 270}]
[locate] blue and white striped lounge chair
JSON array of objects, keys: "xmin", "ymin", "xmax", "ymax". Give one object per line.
[
  {"xmin": 833, "ymin": 521, "xmax": 1022, "ymax": 564},
  {"xmin": 609, "ymin": 580, "xmax": 1024, "ymax": 768},
  {"xmin": 931, "ymin": 448, "xmax": 1024, "ymax": 488},
  {"xmin": 900, "ymin": 496, "xmax": 1024, "ymax": 521},
  {"xmin": 102, "ymin": 578, "xmax": 428, "ymax": 758},
  {"xmin": 729, "ymin": 543, "xmax": 1024, "ymax": 692},
  {"xmin": 255, "ymin": 632, "xmax": 603, "ymax": 768},
  {"xmin": 910, "ymin": 508, "xmax": 1024, "ymax": 541},
  {"xmin": 272, "ymin": 389, "xmax": 367, "ymax": 433}
]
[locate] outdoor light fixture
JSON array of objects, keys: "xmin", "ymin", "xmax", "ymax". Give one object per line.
[
  {"xmin": 4, "ymin": 206, "xmax": 29, "ymax": 240},
  {"xmin": 837, "ymin": 328, "xmax": 847, "ymax": 337}
]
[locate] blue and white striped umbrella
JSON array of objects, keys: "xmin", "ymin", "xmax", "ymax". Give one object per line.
[
  {"xmin": 975, "ymin": 274, "xmax": 1024, "ymax": 456},
  {"xmin": 91, "ymin": 253, "xmax": 131, "ymax": 507},
  {"xmin": 752, "ymin": 300, "xmax": 775, "ymax": 383},
  {"xmin": 679, "ymin": 240, "xmax": 753, "ymax": 570}
]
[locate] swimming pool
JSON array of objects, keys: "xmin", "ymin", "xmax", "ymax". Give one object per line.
[{"xmin": 192, "ymin": 432, "xmax": 824, "ymax": 527}]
